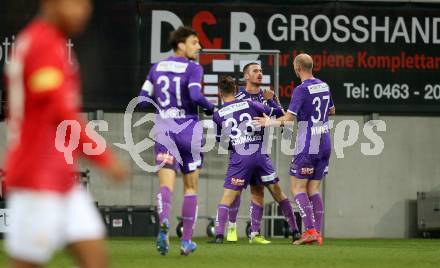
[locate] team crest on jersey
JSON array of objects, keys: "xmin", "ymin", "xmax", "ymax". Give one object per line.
[{"xmin": 231, "ymin": 177, "xmax": 245, "ymax": 186}]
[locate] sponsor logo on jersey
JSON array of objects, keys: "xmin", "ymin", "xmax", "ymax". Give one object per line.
[
  {"xmin": 156, "ymin": 153, "xmax": 175, "ymax": 165},
  {"xmin": 156, "ymin": 60, "xmax": 188, "ymax": 73},
  {"xmin": 307, "ymin": 82, "xmax": 329, "ymax": 94},
  {"xmin": 218, "ymin": 101, "xmax": 249, "ymax": 117},
  {"xmin": 300, "ymin": 167, "xmax": 315, "ymax": 175},
  {"xmin": 231, "ymin": 177, "xmax": 245, "ymax": 186}
]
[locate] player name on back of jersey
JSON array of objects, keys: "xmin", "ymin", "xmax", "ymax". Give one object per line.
[
  {"xmin": 159, "ymin": 107, "xmax": 186, "ymax": 119},
  {"xmin": 311, "ymin": 123, "xmax": 330, "ymax": 136},
  {"xmin": 231, "ymin": 134, "xmax": 262, "ymax": 146},
  {"xmin": 307, "ymin": 82, "xmax": 329, "ymax": 94},
  {"xmin": 219, "ymin": 101, "xmax": 249, "ymax": 117}
]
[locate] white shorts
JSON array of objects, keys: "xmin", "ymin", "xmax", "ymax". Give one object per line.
[{"xmin": 4, "ymin": 185, "xmax": 105, "ymax": 264}]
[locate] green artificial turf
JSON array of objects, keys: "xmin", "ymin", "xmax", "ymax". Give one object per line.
[{"xmin": 1, "ymin": 237, "xmax": 439, "ymax": 268}]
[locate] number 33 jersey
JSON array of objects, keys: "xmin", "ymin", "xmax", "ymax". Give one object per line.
[{"xmin": 213, "ymin": 99, "xmax": 283, "ymax": 155}]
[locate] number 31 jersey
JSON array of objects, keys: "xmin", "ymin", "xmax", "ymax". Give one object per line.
[
  {"xmin": 287, "ymin": 78, "xmax": 334, "ymax": 156},
  {"xmin": 140, "ymin": 56, "xmax": 213, "ymax": 123}
]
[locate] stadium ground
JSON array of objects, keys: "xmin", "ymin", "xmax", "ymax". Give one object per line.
[{"xmin": 0, "ymin": 237, "xmax": 439, "ymax": 267}]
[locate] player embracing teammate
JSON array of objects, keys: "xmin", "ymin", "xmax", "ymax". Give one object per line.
[
  {"xmin": 210, "ymin": 72, "xmax": 300, "ymax": 244},
  {"xmin": 254, "ymin": 53, "xmax": 335, "ymax": 245},
  {"xmin": 224, "ymin": 63, "xmax": 301, "ymax": 244}
]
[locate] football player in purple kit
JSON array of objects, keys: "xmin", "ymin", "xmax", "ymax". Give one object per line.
[
  {"xmin": 139, "ymin": 26, "xmax": 215, "ymax": 256},
  {"xmin": 226, "ymin": 63, "xmax": 300, "ymax": 244},
  {"xmin": 254, "ymin": 53, "xmax": 336, "ymax": 246},
  {"xmin": 209, "ymin": 76, "xmax": 299, "ymax": 244}
]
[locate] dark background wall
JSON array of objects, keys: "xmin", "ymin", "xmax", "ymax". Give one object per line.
[{"xmin": 1, "ymin": 0, "xmax": 440, "ymax": 114}]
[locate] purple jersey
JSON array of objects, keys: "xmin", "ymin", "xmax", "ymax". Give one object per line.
[
  {"xmin": 139, "ymin": 56, "xmax": 214, "ymax": 123},
  {"xmin": 214, "ymin": 99, "xmax": 282, "ymax": 189},
  {"xmin": 213, "ymin": 100, "xmax": 283, "ymax": 156},
  {"xmin": 233, "ymin": 87, "xmax": 283, "ymax": 186},
  {"xmin": 139, "ymin": 56, "xmax": 213, "ymax": 174},
  {"xmin": 287, "ymin": 78, "xmax": 334, "ymax": 155}
]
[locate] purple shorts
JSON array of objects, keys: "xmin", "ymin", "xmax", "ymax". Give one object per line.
[
  {"xmin": 153, "ymin": 119, "xmax": 202, "ymax": 174},
  {"xmin": 289, "ymin": 151, "xmax": 331, "ymax": 180},
  {"xmin": 224, "ymin": 153, "xmax": 279, "ymax": 191}
]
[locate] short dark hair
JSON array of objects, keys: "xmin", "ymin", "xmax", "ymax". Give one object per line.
[
  {"xmin": 169, "ymin": 26, "xmax": 198, "ymax": 51},
  {"xmin": 242, "ymin": 62, "xmax": 260, "ymax": 74},
  {"xmin": 218, "ymin": 75, "xmax": 236, "ymax": 96}
]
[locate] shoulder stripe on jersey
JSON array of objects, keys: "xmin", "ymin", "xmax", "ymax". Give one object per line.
[
  {"xmin": 156, "ymin": 61, "xmax": 188, "ymax": 73},
  {"xmin": 287, "ymin": 109, "xmax": 297, "ymax": 115},
  {"xmin": 141, "ymin": 80, "xmax": 153, "ymax": 96},
  {"xmin": 188, "ymin": 82, "xmax": 201, "ymax": 88}
]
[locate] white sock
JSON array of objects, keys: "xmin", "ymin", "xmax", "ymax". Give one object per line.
[{"xmin": 228, "ymin": 221, "xmax": 237, "ymax": 228}]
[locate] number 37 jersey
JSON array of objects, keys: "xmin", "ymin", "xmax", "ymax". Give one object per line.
[{"xmin": 287, "ymin": 78, "xmax": 335, "ymax": 156}]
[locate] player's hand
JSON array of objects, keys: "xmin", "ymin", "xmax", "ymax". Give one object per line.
[
  {"xmin": 272, "ymin": 94, "xmax": 281, "ymax": 105},
  {"xmin": 253, "ymin": 113, "xmax": 272, "ymax": 127},
  {"xmin": 263, "ymin": 89, "xmax": 275, "ymax": 100},
  {"xmin": 105, "ymin": 158, "xmax": 130, "ymax": 183}
]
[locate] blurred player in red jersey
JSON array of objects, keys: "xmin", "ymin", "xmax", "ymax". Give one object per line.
[{"xmin": 3, "ymin": 0, "xmax": 129, "ymax": 267}]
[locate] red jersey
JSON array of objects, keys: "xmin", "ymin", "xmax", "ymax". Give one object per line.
[{"xmin": 4, "ymin": 19, "xmax": 113, "ymax": 193}]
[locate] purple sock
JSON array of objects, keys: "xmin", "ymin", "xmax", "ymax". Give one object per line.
[
  {"xmin": 278, "ymin": 198, "xmax": 299, "ymax": 232},
  {"xmin": 157, "ymin": 186, "xmax": 172, "ymax": 224},
  {"xmin": 215, "ymin": 205, "xmax": 229, "ymax": 236},
  {"xmin": 294, "ymin": 193, "xmax": 315, "ymax": 231},
  {"xmin": 182, "ymin": 195, "xmax": 198, "ymax": 241},
  {"xmin": 250, "ymin": 201, "xmax": 263, "ymax": 233},
  {"xmin": 309, "ymin": 193, "xmax": 324, "ymax": 233},
  {"xmin": 228, "ymin": 195, "xmax": 241, "ymax": 223}
]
